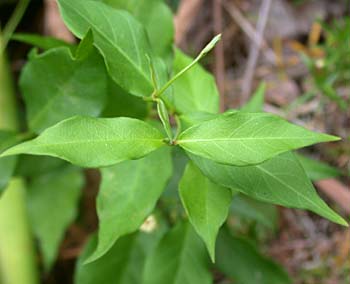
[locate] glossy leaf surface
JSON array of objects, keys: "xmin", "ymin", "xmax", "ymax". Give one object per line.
[
  {"xmin": 101, "ymin": 0, "xmax": 174, "ymax": 63},
  {"xmin": 178, "ymin": 112, "xmax": 339, "ymax": 166},
  {"xmin": 58, "ymin": 0, "xmax": 160, "ymax": 97},
  {"xmin": 1, "ymin": 116, "xmax": 166, "ymax": 168}
]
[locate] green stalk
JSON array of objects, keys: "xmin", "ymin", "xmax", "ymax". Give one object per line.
[
  {"xmin": 1, "ymin": 0, "xmax": 30, "ymax": 52},
  {"xmin": 0, "ymin": 41, "xmax": 18, "ymax": 130},
  {"xmin": 0, "ymin": 31, "xmax": 39, "ymax": 284},
  {"xmin": 156, "ymin": 34, "xmax": 221, "ymax": 98}
]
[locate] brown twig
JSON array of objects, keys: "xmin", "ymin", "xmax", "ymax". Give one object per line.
[
  {"xmin": 174, "ymin": 0, "xmax": 203, "ymax": 45},
  {"xmin": 241, "ymin": 0, "xmax": 272, "ymax": 101},
  {"xmin": 316, "ymin": 179, "xmax": 350, "ymax": 215},
  {"xmin": 222, "ymin": 0, "xmax": 276, "ymax": 64},
  {"xmin": 213, "ymin": 0, "xmax": 225, "ymax": 111}
]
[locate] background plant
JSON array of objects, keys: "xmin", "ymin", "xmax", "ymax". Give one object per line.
[{"xmin": 302, "ymin": 17, "xmax": 350, "ymax": 109}]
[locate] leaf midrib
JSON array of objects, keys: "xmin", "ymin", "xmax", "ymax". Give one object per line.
[
  {"xmin": 4, "ymin": 138, "xmax": 163, "ymax": 156},
  {"xmin": 63, "ymin": 0, "xmax": 152, "ymax": 87},
  {"xmin": 25, "ymin": 137, "xmax": 163, "ymax": 147},
  {"xmin": 178, "ymin": 137, "xmax": 323, "ymax": 143}
]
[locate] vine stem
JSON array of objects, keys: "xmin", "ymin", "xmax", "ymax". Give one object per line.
[
  {"xmin": 1, "ymin": 0, "xmax": 30, "ymax": 52},
  {"xmin": 0, "ymin": 29, "xmax": 39, "ymax": 284}
]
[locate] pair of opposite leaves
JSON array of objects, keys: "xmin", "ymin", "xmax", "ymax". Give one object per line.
[{"xmin": 1, "ymin": 111, "xmax": 338, "ymax": 168}]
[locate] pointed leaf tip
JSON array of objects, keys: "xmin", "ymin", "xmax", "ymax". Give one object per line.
[
  {"xmin": 179, "ymin": 161, "xmax": 231, "ymax": 263},
  {"xmin": 178, "ymin": 112, "xmax": 340, "ymax": 167},
  {"xmin": 326, "ymin": 134, "xmax": 341, "ymax": 142}
]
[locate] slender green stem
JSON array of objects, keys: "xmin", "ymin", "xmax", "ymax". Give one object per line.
[
  {"xmin": 1, "ymin": 0, "xmax": 30, "ymax": 52},
  {"xmin": 156, "ymin": 34, "xmax": 221, "ymax": 98},
  {"xmin": 156, "ymin": 55, "xmax": 201, "ymax": 97},
  {"xmin": 146, "ymin": 35, "xmax": 221, "ymax": 144},
  {"xmin": 0, "ymin": 35, "xmax": 18, "ymax": 130}
]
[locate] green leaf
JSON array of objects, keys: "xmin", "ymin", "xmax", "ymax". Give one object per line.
[
  {"xmin": 216, "ymin": 228, "xmax": 291, "ymax": 284},
  {"xmin": 74, "ymin": 29, "xmax": 94, "ymax": 60},
  {"xmin": 12, "ymin": 33, "xmax": 73, "ymax": 51},
  {"xmin": 143, "ymin": 222, "xmax": 212, "ymax": 284},
  {"xmin": 87, "ymin": 147, "xmax": 172, "ymax": 262},
  {"xmin": 0, "ymin": 156, "xmax": 17, "ymax": 194},
  {"xmin": 178, "ymin": 112, "xmax": 339, "ymax": 166},
  {"xmin": 166, "ymin": 49, "xmax": 219, "ymax": 114},
  {"xmin": 180, "ymin": 111, "xmax": 238, "ymax": 133},
  {"xmin": 179, "ymin": 161, "xmax": 232, "ymax": 261},
  {"xmin": 27, "ymin": 166, "xmax": 84, "ymax": 270},
  {"xmin": 57, "ymin": 0, "xmax": 161, "ymax": 97},
  {"xmin": 100, "ymin": 0, "xmax": 174, "ymax": 64},
  {"xmin": 0, "ymin": 131, "xmax": 18, "ymax": 193},
  {"xmin": 102, "ymin": 78, "xmax": 149, "ymax": 119},
  {"xmin": 20, "ymin": 46, "xmax": 107, "ymax": 132},
  {"xmin": 1, "ymin": 116, "xmax": 166, "ymax": 168},
  {"xmin": 180, "ymin": 111, "xmax": 223, "ymax": 131},
  {"xmin": 296, "ymin": 154, "xmax": 341, "ymax": 181},
  {"xmin": 75, "ymin": 214, "xmax": 167, "ymax": 284},
  {"xmin": 15, "ymin": 156, "xmax": 65, "ymax": 178},
  {"xmin": 153, "ymin": 56, "xmax": 174, "ymax": 104},
  {"xmin": 162, "ymin": 147, "xmax": 188, "ymax": 209},
  {"xmin": 190, "ymin": 152, "xmax": 347, "ymax": 226},
  {"xmin": 230, "ymin": 194, "xmax": 278, "ymax": 230},
  {"xmin": 0, "ymin": 131, "xmax": 20, "ymax": 151},
  {"xmin": 241, "ymin": 82, "xmax": 266, "ymax": 112}
]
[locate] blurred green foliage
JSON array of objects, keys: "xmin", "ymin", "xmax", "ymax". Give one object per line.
[{"xmin": 306, "ymin": 17, "xmax": 350, "ymax": 109}]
